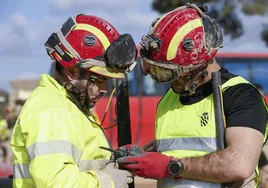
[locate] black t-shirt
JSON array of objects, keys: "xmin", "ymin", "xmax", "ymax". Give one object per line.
[{"xmin": 179, "ymin": 68, "xmax": 267, "ymax": 135}]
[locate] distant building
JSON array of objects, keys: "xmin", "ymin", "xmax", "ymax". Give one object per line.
[
  {"xmin": 8, "ymin": 62, "xmax": 55, "ymax": 115},
  {"xmin": 9, "ymin": 79, "xmax": 39, "ymax": 115}
]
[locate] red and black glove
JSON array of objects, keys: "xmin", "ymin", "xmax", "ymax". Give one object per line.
[{"xmin": 117, "ymin": 152, "xmax": 173, "ymax": 179}]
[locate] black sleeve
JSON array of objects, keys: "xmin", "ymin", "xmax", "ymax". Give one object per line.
[{"xmin": 223, "ymin": 83, "xmax": 267, "ymax": 135}]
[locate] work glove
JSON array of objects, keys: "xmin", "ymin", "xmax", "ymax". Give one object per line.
[
  {"xmin": 79, "ymin": 159, "xmax": 111, "ymax": 172},
  {"xmin": 100, "ymin": 162, "xmax": 133, "ymax": 188},
  {"xmin": 117, "ymin": 152, "xmax": 173, "ymax": 179}
]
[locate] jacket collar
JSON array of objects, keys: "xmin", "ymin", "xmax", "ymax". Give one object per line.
[{"xmin": 39, "ymin": 74, "xmax": 72, "ymax": 100}]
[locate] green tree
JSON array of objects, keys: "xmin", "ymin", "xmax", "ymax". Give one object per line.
[{"xmin": 152, "ymin": 0, "xmax": 268, "ymax": 46}]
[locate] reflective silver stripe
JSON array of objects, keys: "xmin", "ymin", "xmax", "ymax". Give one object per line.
[
  {"xmin": 78, "ymin": 159, "xmax": 109, "ymax": 172},
  {"xmin": 156, "ymin": 137, "xmax": 217, "ymax": 153},
  {"xmin": 157, "ymin": 178, "xmax": 221, "ymax": 188},
  {"xmin": 14, "ymin": 164, "xmax": 30, "ymax": 179},
  {"xmin": 27, "ymin": 140, "xmax": 82, "ymax": 163}
]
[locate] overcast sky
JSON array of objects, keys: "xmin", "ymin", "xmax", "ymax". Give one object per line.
[{"xmin": 0, "ymin": 0, "xmax": 267, "ymax": 91}]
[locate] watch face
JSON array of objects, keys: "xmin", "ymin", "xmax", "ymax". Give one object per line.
[
  {"xmin": 170, "ymin": 162, "xmax": 180, "ymax": 174},
  {"xmin": 168, "ymin": 161, "xmax": 182, "ymax": 176}
]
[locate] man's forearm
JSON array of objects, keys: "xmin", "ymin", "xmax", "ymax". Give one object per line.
[{"xmin": 178, "ymin": 146, "xmax": 250, "ymax": 182}]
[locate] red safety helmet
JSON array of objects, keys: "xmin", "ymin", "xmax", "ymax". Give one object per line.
[
  {"xmin": 140, "ymin": 3, "xmax": 223, "ymax": 84},
  {"xmin": 45, "ymin": 14, "xmax": 137, "ymax": 79}
]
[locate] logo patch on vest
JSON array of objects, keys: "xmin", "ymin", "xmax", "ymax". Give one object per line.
[{"xmin": 201, "ymin": 112, "xmax": 209, "ymax": 126}]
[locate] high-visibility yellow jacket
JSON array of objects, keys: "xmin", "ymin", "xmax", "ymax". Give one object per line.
[
  {"xmin": 11, "ymin": 74, "xmax": 112, "ymax": 188},
  {"xmin": 0, "ymin": 119, "xmax": 9, "ymax": 141},
  {"xmin": 155, "ymin": 76, "xmax": 268, "ymax": 188}
]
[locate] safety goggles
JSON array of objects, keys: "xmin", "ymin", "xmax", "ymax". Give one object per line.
[
  {"xmin": 140, "ymin": 49, "xmax": 203, "ymax": 84},
  {"xmin": 45, "ymin": 15, "xmax": 137, "ymax": 74}
]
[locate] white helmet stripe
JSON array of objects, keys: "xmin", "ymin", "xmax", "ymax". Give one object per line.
[{"xmin": 56, "ymin": 29, "xmax": 81, "ymax": 60}]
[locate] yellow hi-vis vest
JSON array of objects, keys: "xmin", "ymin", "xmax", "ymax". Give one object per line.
[
  {"xmin": 0, "ymin": 119, "xmax": 9, "ymax": 141},
  {"xmin": 155, "ymin": 76, "xmax": 268, "ymax": 188},
  {"xmin": 11, "ymin": 74, "xmax": 112, "ymax": 188}
]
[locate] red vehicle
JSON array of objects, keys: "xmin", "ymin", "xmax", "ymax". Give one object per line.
[{"xmin": 95, "ymin": 52, "xmax": 268, "ymax": 149}]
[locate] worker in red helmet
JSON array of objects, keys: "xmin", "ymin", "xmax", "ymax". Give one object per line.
[
  {"xmin": 117, "ymin": 3, "xmax": 268, "ymax": 187},
  {"xmin": 11, "ymin": 14, "xmax": 137, "ymax": 188}
]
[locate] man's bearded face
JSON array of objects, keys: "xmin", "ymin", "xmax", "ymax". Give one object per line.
[{"xmin": 85, "ymin": 72, "xmax": 108, "ymax": 108}]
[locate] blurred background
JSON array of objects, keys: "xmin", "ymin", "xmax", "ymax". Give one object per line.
[{"xmin": 0, "ymin": 0, "xmax": 268, "ymax": 187}]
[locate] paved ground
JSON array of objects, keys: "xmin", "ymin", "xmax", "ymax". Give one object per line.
[{"xmin": 135, "ymin": 177, "xmax": 156, "ymax": 188}]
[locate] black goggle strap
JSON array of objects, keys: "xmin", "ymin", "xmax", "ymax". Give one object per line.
[
  {"xmin": 45, "ymin": 16, "xmax": 81, "ymax": 63},
  {"xmin": 45, "ymin": 33, "xmax": 74, "ymax": 62}
]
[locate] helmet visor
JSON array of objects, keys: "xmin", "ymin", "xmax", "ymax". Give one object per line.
[
  {"xmin": 77, "ymin": 34, "xmax": 137, "ymax": 79},
  {"xmin": 202, "ymin": 16, "xmax": 223, "ymax": 50},
  {"xmin": 105, "ymin": 34, "xmax": 137, "ymax": 71}
]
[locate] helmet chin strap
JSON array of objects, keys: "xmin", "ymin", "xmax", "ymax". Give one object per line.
[
  {"xmin": 181, "ymin": 65, "xmax": 208, "ymax": 96},
  {"xmin": 66, "ymin": 79, "xmax": 88, "ymax": 108},
  {"xmin": 54, "ymin": 69, "xmax": 89, "ymax": 109}
]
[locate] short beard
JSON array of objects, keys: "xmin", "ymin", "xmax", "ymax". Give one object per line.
[
  {"xmin": 85, "ymin": 97, "xmax": 95, "ymax": 109},
  {"xmin": 84, "ymin": 82, "xmax": 96, "ymax": 110}
]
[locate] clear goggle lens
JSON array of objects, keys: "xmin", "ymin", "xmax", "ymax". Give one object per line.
[
  {"xmin": 141, "ymin": 56, "xmax": 204, "ymax": 84},
  {"xmin": 141, "ymin": 57, "xmax": 179, "ymax": 84}
]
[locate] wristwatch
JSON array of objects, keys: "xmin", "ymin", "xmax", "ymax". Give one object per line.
[{"xmin": 167, "ymin": 159, "xmax": 184, "ymax": 176}]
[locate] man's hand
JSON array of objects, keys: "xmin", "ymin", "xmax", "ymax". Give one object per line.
[{"xmin": 117, "ymin": 152, "xmax": 173, "ymax": 179}]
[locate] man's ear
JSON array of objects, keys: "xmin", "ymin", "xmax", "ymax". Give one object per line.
[{"xmin": 64, "ymin": 67, "xmax": 80, "ymax": 80}]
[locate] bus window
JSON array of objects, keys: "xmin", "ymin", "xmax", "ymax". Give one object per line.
[
  {"xmin": 142, "ymin": 76, "xmax": 169, "ymax": 96},
  {"xmin": 127, "ymin": 60, "xmax": 170, "ymax": 96},
  {"xmin": 127, "ymin": 68, "xmax": 138, "ymax": 96},
  {"xmin": 221, "ymin": 62, "xmax": 250, "ymax": 81},
  {"xmin": 143, "ymin": 76, "xmax": 156, "ymax": 95},
  {"xmin": 252, "ymin": 62, "xmax": 268, "ymax": 94},
  {"xmin": 106, "ymin": 63, "xmax": 139, "ymax": 96}
]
